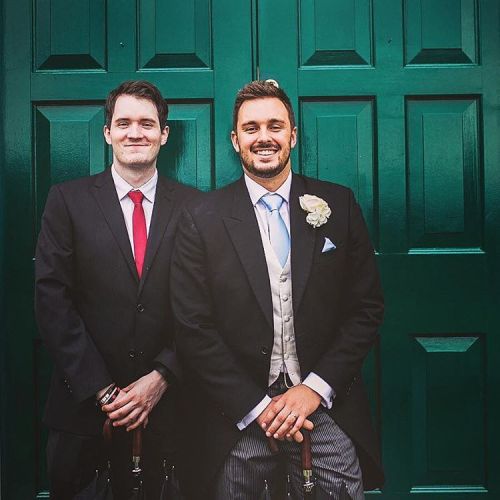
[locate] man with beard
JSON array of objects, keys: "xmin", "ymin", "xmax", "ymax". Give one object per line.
[
  {"xmin": 171, "ymin": 80, "xmax": 384, "ymax": 499},
  {"xmin": 35, "ymin": 80, "xmax": 196, "ymax": 499}
]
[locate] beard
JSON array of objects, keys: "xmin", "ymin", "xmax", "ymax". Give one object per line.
[{"xmin": 239, "ymin": 142, "xmax": 291, "ymax": 179}]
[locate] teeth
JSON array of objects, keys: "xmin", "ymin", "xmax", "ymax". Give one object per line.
[{"xmin": 255, "ymin": 150, "xmax": 277, "ymax": 156}]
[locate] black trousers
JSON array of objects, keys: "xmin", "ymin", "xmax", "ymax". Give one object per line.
[{"xmin": 47, "ymin": 425, "xmax": 173, "ymax": 500}]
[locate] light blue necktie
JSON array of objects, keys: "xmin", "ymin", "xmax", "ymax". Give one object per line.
[{"xmin": 260, "ymin": 193, "xmax": 290, "ymax": 267}]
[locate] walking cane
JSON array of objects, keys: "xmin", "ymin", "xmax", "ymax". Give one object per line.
[{"xmin": 301, "ymin": 429, "xmax": 315, "ymax": 496}]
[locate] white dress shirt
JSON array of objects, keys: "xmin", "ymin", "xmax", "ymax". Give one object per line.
[
  {"xmin": 237, "ymin": 172, "xmax": 334, "ymax": 430},
  {"xmin": 111, "ymin": 165, "xmax": 157, "ymax": 254}
]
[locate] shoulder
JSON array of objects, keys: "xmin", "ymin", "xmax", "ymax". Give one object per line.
[
  {"xmin": 51, "ymin": 170, "xmax": 105, "ymax": 193},
  {"xmin": 157, "ymin": 175, "xmax": 201, "ymax": 206},
  {"xmin": 183, "ymin": 178, "xmax": 241, "ymax": 217}
]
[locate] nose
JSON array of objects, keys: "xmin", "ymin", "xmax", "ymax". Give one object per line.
[
  {"xmin": 256, "ymin": 126, "xmax": 271, "ymax": 142},
  {"xmin": 127, "ymin": 123, "xmax": 143, "ymax": 139}
]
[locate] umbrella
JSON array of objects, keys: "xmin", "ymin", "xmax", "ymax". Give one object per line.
[
  {"xmin": 301, "ymin": 431, "xmax": 352, "ymax": 500},
  {"xmin": 128, "ymin": 427, "xmax": 145, "ymax": 500},
  {"xmin": 285, "ymin": 474, "xmax": 293, "ymax": 498},
  {"xmin": 159, "ymin": 461, "xmax": 184, "ymax": 500},
  {"xmin": 73, "ymin": 466, "xmax": 113, "ymax": 500},
  {"xmin": 301, "ymin": 430, "xmax": 315, "ymax": 498},
  {"xmin": 258, "ymin": 479, "xmax": 272, "ymax": 500},
  {"xmin": 72, "ymin": 419, "xmax": 114, "ymax": 500},
  {"xmin": 339, "ymin": 482, "xmax": 353, "ymax": 500}
]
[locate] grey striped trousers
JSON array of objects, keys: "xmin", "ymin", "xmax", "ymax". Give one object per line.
[{"xmin": 214, "ymin": 378, "xmax": 364, "ymax": 499}]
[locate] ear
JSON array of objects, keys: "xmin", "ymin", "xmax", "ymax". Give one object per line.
[
  {"xmin": 230, "ymin": 131, "xmax": 240, "ymax": 153},
  {"xmin": 290, "ymin": 126, "xmax": 297, "ymax": 149},
  {"xmin": 103, "ymin": 125, "xmax": 112, "ymax": 145},
  {"xmin": 160, "ymin": 125, "xmax": 169, "ymax": 146}
]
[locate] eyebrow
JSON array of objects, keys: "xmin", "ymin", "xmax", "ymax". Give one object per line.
[
  {"xmin": 113, "ymin": 117, "xmax": 156, "ymax": 123},
  {"xmin": 240, "ymin": 118, "xmax": 286, "ymax": 127}
]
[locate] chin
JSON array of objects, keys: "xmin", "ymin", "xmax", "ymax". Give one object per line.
[{"xmin": 246, "ymin": 163, "xmax": 286, "ymax": 179}]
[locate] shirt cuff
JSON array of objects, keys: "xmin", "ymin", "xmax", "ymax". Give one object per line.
[
  {"xmin": 236, "ymin": 395, "xmax": 272, "ymax": 430},
  {"xmin": 302, "ymin": 372, "xmax": 335, "ymax": 409}
]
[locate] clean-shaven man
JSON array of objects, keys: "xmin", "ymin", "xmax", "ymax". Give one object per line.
[
  {"xmin": 171, "ymin": 80, "xmax": 384, "ymax": 499},
  {"xmin": 36, "ymin": 80, "xmax": 197, "ymax": 498}
]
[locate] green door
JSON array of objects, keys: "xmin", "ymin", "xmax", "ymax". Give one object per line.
[
  {"xmin": 255, "ymin": 0, "xmax": 500, "ymax": 498},
  {"xmin": 2, "ymin": 0, "xmax": 251, "ymax": 497},
  {"xmin": 2, "ymin": 1, "xmax": 500, "ymax": 498}
]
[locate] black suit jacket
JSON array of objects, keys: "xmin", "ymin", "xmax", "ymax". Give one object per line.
[
  {"xmin": 35, "ymin": 168, "xmax": 197, "ymax": 437},
  {"xmin": 171, "ymin": 174, "xmax": 384, "ymax": 491}
]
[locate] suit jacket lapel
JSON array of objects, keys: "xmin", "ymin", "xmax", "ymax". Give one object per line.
[
  {"xmin": 290, "ymin": 174, "xmax": 317, "ymax": 313},
  {"xmin": 138, "ymin": 176, "xmax": 174, "ymax": 294},
  {"xmin": 223, "ymin": 178, "xmax": 274, "ymax": 330},
  {"xmin": 91, "ymin": 169, "xmax": 138, "ymax": 281}
]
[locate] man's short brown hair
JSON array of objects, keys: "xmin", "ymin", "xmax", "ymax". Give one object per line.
[
  {"xmin": 232, "ymin": 80, "xmax": 296, "ymax": 131},
  {"xmin": 105, "ymin": 80, "xmax": 169, "ymax": 128}
]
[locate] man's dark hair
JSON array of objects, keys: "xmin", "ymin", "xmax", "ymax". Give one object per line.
[
  {"xmin": 232, "ymin": 80, "xmax": 296, "ymax": 131},
  {"xmin": 105, "ymin": 80, "xmax": 169, "ymax": 128}
]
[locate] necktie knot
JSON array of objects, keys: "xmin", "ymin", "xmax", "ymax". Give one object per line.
[
  {"xmin": 128, "ymin": 190, "xmax": 144, "ymax": 205},
  {"xmin": 261, "ymin": 193, "xmax": 284, "ymax": 212}
]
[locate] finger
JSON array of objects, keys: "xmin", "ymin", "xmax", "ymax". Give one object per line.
[
  {"xmin": 293, "ymin": 429, "xmax": 304, "ymax": 443},
  {"xmin": 260, "ymin": 402, "xmax": 285, "ymax": 430},
  {"xmin": 286, "ymin": 415, "xmax": 306, "ymax": 439},
  {"xmin": 265, "ymin": 407, "xmax": 292, "ymax": 437},
  {"xmin": 273, "ymin": 412, "xmax": 300, "ymax": 439},
  {"xmin": 114, "ymin": 407, "xmax": 142, "ymax": 428},
  {"xmin": 126, "ymin": 410, "xmax": 148, "ymax": 431},
  {"xmin": 302, "ymin": 418, "xmax": 314, "ymax": 431},
  {"xmin": 108, "ymin": 400, "xmax": 137, "ymax": 421},
  {"xmin": 102, "ymin": 390, "xmax": 132, "ymax": 412}
]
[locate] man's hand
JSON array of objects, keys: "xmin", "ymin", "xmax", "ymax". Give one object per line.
[
  {"xmin": 258, "ymin": 385, "xmax": 321, "ymax": 442},
  {"xmin": 101, "ymin": 370, "xmax": 168, "ymax": 431}
]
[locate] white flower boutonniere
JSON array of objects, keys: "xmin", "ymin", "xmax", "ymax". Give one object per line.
[{"xmin": 299, "ymin": 194, "xmax": 331, "ymax": 228}]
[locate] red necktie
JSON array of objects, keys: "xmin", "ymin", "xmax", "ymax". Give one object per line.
[{"xmin": 128, "ymin": 190, "xmax": 147, "ymax": 277}]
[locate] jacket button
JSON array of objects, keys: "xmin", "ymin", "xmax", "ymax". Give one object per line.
[
  {"xmin": 128, "ymin": 350, "xmax": 136, "ymax": 358},
  {"xmin": 137, "ymin": 303, "xmax": 144, "ymax": 312},
  {"xmin": 260, "ymin": 346, "xmax": 269, "ymax": 355}
]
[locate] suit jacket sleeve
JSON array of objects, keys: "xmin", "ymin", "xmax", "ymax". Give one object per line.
[
  {"xmin": 35, "ymin": 185, "xmax": 113, "ymax": 403},
  {"xmin": 171, "ymin": 207, "xmax": 267, "ymax": 423},
  {"xmin": 312, "ymin": 188, "xmax": 384, "ymax": 398}
]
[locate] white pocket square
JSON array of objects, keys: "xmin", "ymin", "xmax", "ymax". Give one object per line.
[{"xmin": 322, "ymin": 237, "xmax": 336, "ymax": 253}]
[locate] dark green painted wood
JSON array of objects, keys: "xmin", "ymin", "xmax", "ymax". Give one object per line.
[
  {"xmin": 300, "ymin": 0, "xmax": 373, "ymax": 66},
  {"xmin": 212, "ymin": 1, "xmax": 253, "ymax": 187},
  {"xmin": 406, "ymin": 98, "xmax": 482, "ymax": 251},
  {"xmin": 139, "ymin": 0, "xmax": 211, "ymax": 69},
  {"xmin": 2, "ymin": 0, "xmax": 36, "ymax": 496},
  {"xmin": 158, "ymin": 103, "xmax": 212, "ymax": 191},
  {"xmin": 0, "ymin": 0, "xmax": 6, "ymax": 494},
  {"xmin": 412, "ymin": 336, "xmax": 485, "ymax": 487},
  {"xmin": 35, "ymin": 0, "xmax": 106, "ymax": 70},
  {"xmin": 258, "ymin": 1, "xmax": 500, "ymax": 499},
  {"xmin": 404, "ymin": 0, "xmax": 478, "ymax": 65},
  {"xmin": 300, "ymin": 99, "xmax": 376, "ymax": 241},
  {"xmin": 2, "ymin": 0, "xmax": 500, "ymax": 498},
  {"xmin": 2, "ymin": 0, "xmax": 254, "ymax": 497}
]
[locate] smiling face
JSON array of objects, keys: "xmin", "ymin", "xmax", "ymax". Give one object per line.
[
  {"xmin": 231, "ymin": 97, "xmax": 297, "ymax": 182},
  {"xmin": 104, "ymin": 94, "xmax": 169, "ymax": 174}
]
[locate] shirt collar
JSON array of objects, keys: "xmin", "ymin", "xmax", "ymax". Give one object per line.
[
  {"xmin": 111, "ymin": 165, "xmax": 158, "ymax": 203},
  {"xmin": 244, "ymin": 170, "xmax": 292, "ymax": 207}
]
